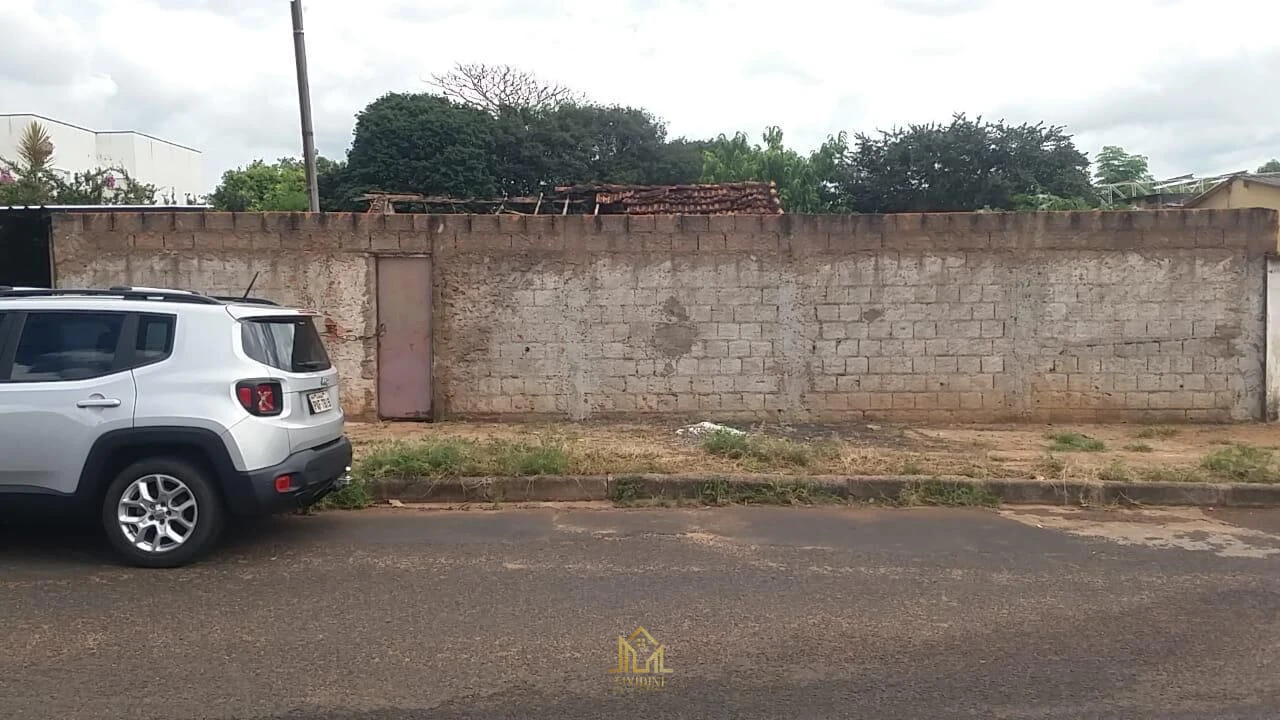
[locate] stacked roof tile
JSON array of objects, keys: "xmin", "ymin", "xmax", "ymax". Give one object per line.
[{"xmin": 558, "ymin": 182, "xmax": 784, "ymax": 215}]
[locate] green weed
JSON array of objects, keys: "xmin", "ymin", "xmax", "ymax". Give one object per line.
[
  {"xmin": 609, "ymin": 476, "xmax": 646, "ymax": 503},
  {"xmin": 353, "ymin": 437, "xmax": 570, "ymax": 481},
  {"xmin": 684, "ymin": 477, "xmax": 845, "ymax": 506},
  {"xmin": 695, "ymin": 477, "xmax": 733, "ymax": 505},
  {"xmin": 491, "ymin": 441, "xmax": 570, "ymax": 476},
  {"xmin": 737, "ymin": 480, "xmax": 844, "ymax": 505},
  {"xmin": 701, "ymin": 429, "xmax": 750, "ymax": 455},
  {"xmin": 1046, "ymin": 431, "xmax": 1106, "ymax": 452},
  {"xmin": 355, "ymin": 439, "xmax": 471, "ymax": 479},
  {"xmin": 318, "ymin": 479, "xmax": 372, "ymax": 510},
  {"xmin": 700, "ymin": 429, "xmax": 835, "ymax": 470},
  {"xmin": 1200, "ymin": 444, "xmax": 1280, "ymax": 483},
  {"xmin": 898, "ymin": 481, "xmax": 999, "ymax": 507}
]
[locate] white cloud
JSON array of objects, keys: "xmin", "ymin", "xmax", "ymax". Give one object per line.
[{"xmin": 3, "ymin": 0, "xmax": 1278, "ymax": 191}]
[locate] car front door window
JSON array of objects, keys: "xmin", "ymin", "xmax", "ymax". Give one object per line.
[{"xmin": 10, "ymin": 312, "xmax": 125, "ymax": 382}]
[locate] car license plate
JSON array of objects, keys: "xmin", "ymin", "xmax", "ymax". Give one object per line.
[{"xmin": 307, "ymin": 390, "xmax": 333, "ymax": 414}]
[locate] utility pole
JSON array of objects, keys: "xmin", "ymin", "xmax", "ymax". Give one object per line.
[{"xmin": 290, "ymin": 0, "xmax": 320, "ymax": 212}]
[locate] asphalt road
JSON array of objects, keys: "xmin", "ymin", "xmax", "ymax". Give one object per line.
[{"xmin": 5, "ymin": 503, "xmax": 1280, "ymax": 720}]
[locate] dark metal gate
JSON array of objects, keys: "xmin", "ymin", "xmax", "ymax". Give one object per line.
[{"xmin": 0, "ymin": 210, "xmax": 52, "ymax": 287}]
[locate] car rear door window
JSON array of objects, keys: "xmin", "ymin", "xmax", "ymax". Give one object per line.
[
  {"xmin": 135, "ymin": 313, "xmax": 176, "ymax": 366},
  {"xmin": 241, "ymin": 316, "xmax": 332, "ymax": 372},
  {"xmin": 10, "ymin": 312, "xmax": 126, "ymax": 382}
]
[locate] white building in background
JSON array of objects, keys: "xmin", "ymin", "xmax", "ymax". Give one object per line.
[{"xmin": 0, "ymin": 113, "xmax": 203, "ymax": 204}]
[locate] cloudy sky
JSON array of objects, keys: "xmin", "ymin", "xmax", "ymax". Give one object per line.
[{"xmin": 5, "ymin": 0, "xmax": 1279, "ymax": 191}]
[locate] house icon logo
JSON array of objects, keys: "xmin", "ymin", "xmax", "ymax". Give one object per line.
[{"xmin": 607, "ymin": 626, "xmax": 673, "ymax": 691}]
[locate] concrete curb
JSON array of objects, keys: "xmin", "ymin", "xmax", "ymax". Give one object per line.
[{"xmin": 364, "ymin": 474, "xmax": 1280, "ymax": 508}]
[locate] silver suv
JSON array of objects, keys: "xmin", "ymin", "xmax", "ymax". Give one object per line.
[{"xmin": 0, "ymin": 286, "xmax": 352, "ymax": 567}]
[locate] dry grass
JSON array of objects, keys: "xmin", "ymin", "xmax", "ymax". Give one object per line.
[{"xmin": 345, "ymin": 420, "xmax": 1280, "ymax": 482}]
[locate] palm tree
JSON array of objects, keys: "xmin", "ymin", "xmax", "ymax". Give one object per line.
[{"xmin": 0, "ymin": 121, "xmax": 57, "ymax": 204}]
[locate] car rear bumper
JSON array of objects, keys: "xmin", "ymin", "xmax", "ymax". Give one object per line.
[{"xmin": 222, "ymin": 436, "xmax": 353, "ymax": 516}]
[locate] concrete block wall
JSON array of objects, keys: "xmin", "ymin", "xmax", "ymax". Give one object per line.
[
  {"xmin": 433, "ymin": 211, "xmax": 1276, "ymax": 422},
  {"xmin": 50, "ymin": 208, "xmax": 1280, "ymax": 423}
]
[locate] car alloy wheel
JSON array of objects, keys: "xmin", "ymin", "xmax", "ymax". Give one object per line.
[{"xmin": 116, "ymin": 473, "xmax": 199, "ymax": 554}]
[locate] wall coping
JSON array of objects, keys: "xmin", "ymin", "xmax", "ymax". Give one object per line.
[{"xmin": 51, "ymin": 207, "xmax": 1280, "ymax": 256}]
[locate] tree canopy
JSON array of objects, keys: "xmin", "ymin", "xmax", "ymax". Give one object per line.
[
  {"xmin": 247, "ymin": 65, "xmax": 1180, "ymax": 214},
  {"xmin": 833, "ymin": 114, "xmax": 1093, "ymax": 213},
  {"xmin": 345, "ymin": 93, "xmax": 499, "ymax": 200},
  {"xmin": 315, "ymin": 156, "xmax": 358, "ymax": 211},
  {"xmin": 209, "ymin": 156, "xmax": 355, "ymax": 211},
  {"xmin": 1258, "ymin": 159, "xmax": 1280, "ymax": 174},
  {"xmin": 491, "ymin": 104, "xmax": 690, "ymax": 195},
  {"xmin": 318, "ymin": 104, "xmax": 1097, "ymax": 212},
  {"xmin": 699, "ymin": 127, "xmax": 846, "ymax": 213},
  {"xmin": 320, "ymin": 91, "xmax": 705, "ymax": 209},
  {"xmin": 1093, "ymin": 145, "xmax": 1153, "ymax": 185},
  {"xmin": 209, "ymin": 158, "xmax": 309, "ymax": 211}
]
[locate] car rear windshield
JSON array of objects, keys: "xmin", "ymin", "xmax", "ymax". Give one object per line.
[{"xmin": 240, "ymin": 316, "xmax": 332, "ymax": 373}]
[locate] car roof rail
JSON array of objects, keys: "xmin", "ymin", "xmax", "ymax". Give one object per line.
[
  {"xmin": 0, "ymin": 287, "xmax": 225, "ymax": 305},
  {"xmin": 209, "ymin": 295, "xmax": 280, "ymax": 306}
]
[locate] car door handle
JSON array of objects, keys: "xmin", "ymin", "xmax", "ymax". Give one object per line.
[{"xmin": 76, "ymin": 397, "xmax": 121, "ymax": 408}]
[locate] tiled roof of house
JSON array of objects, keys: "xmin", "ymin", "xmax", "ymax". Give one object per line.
[
  {"xmin": 557, "ymin": 182, "xmax": 784, "ymax": 215},
  {"xmin": 359, "ymin": 182, "xmax": 786, "ymax": 215}
]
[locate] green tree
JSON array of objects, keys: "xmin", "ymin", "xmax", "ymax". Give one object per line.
[
  {"xmin": 209, "ymin": 158, "xmax": 309, "ymax": 211},
  {"xmin": 501, "ymin": 103, "xmax": 697, "ymax": 191},
  {"xmin": 344, "ymin": 93, "xmax": 498, "ymax": 199},
  {"xmin": 0, "ymin": 120, "xmax": 57, "ymax": 205},
  {"xmin": 210, "ymin": 156, "xmax": 354, "ymax": 211},
  {"xmin": 339, "ymin": 92, "xmax": 703, "ymax": 202},
  {"xmin": 1258, "ymin": 159, "xmax": 1280, "ymax": 173},
  {"xmin": 316, "ymin": 156, "xmax": 361, "ymax": 211},
  {"xmin": 53, "ymin": 167, "xmax": 157, "ymax": 205},
  {"xmin": 806, "ymin": 133, "xmax": 849, "ymax": 212},
  {"xmin": 1093, "ymin": 145, "xmax": 1153, "ymax": 185},
  {"xmin": 835, "ymin": 114, "xmax": 1092, "ymax": 213},
  {"xmin": 561, "ymin": 104, "xmax": 686, "ymax": 185},
  {"xmin": 652, "ymin": 138, "xmax": 711, "ymax": 186},
  {"xmin": 491, "ymin": 104, "xmax": 681, "ymax": 195},
  {"xmin": 699, "ymin": 127, "xmax": 846, "ymax": 213}
]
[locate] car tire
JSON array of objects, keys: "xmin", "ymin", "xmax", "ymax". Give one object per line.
[{"xmin": 101, "ymin": 457, "xmax": 225, "ymax": 568}]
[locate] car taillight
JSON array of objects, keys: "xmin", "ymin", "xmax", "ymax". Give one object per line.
[{"xmin": 236, "ymin": 380, "xmax": 283, "ymax": 416}]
